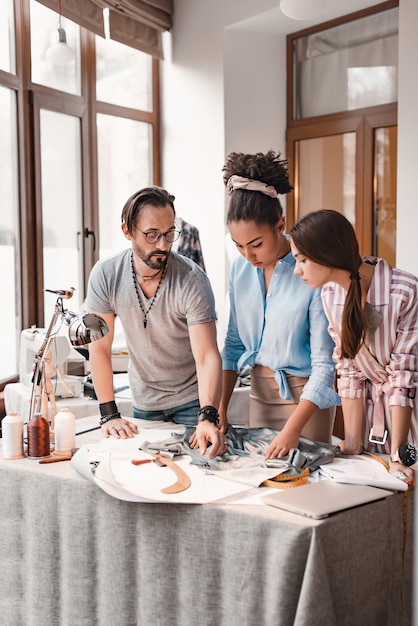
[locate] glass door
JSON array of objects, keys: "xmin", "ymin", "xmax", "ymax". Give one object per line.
[
  {"xmin": 38, "ymin": 109, "xmax": 84, "ymax": 315},
  {"xmin": 374, "ymin": 126, "xmax": 397, "ymax": 266},
  {"xmin": 287, "ymin": 108, "xmax": 397, "ymax": 257},
  {"xmin": 294, "ymin": 132, "xmax": 356, "ymax": 225},
  {"xmin": 286, "ymin": 1, "xmax": 398, "ymax": 259},
  {"xmin": 0, "ymin": 86, "xmax": 20, "ymax": 381},
  {"xmin": 31, "ymin": 91, "xmax": 87, "ymax": 322}
]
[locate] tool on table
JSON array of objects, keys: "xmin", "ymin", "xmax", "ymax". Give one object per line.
[
  {"xmin": 131, "ymin": 454, "xmax": 191, "ymax": 493},
  {"xmin": 152, "ymin": 453, "xmax": 191, "ymax": 493},
  {"xmin": 39, "ymin": 448, "xmax": 78, "ymax": 463},
  {"xmin": 131, "ymin": 459, "xmax": 153, "ymax": 466}
]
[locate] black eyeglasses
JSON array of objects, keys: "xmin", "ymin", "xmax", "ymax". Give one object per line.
[{"xmin": 135, "ymin": 228, "xmax": 182, "ymax": 244}]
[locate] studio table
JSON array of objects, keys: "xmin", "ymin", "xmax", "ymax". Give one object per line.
[{"xmin": 0, "ymin": 416, "xmax": 413, "ymax": 626}]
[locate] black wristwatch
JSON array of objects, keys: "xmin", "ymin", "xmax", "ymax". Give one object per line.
[
  {"xmin": 197, "ymin": 405, "xmax": 219, "ymax": 427},
  {"xmin": 390, "ymin": 444, "xmax": 417, "ymax": 467}
]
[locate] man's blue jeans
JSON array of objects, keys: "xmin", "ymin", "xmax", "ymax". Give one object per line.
[{"xmin": 132, "ymin": 399, "xmax": 200, "ymax": 426}]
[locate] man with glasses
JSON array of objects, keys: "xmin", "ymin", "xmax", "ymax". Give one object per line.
[{"xmin": 86, "ymin": 186, "xmax": 226, "ymax": 458}]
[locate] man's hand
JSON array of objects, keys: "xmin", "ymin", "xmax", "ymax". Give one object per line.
[
  {"xmin": 102, "ymin": 417, "xmax": 138, "ymax": 439},
  {"xmin": 192, "ymin": 421, "xmax": 228, "ymax": 459}
]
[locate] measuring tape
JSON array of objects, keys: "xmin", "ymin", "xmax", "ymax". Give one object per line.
[{"xmin": 262, "ymin": 468, "xmax": 310, "ymax": 489}]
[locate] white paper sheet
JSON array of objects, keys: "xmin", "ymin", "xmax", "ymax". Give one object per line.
[
  {"xmin": 71, "ymin": 430, "xmax": 273, "ymax": 504},
  {"xmin": 319, "ymin": 454, "xmax": 408, "ymax": 491}
]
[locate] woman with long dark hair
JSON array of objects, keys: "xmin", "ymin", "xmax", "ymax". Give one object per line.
[{"xmin": 290, "ymin": 209, "xmax": 418, "ymax": 480}]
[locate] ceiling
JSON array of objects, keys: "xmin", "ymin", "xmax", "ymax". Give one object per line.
[{"xmin": 230, "ymin": 0, "xmax": 388, "ymax": 35}]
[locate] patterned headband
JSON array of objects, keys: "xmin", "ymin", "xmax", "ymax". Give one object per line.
[{"xmin": 227, "ymin": 175, "xmax": 278, "ymax": 199}]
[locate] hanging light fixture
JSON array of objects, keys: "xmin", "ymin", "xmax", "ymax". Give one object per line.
[
  {"xmin": 45, "ymin": 0, "xmax": 75, "ymax": 66},
  {"xmin": 280, "ymin": 0, "xmax": 328, "ymax": 21}
]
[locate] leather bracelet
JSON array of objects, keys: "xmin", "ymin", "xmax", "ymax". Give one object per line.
[
  {"xmin": 99, "ymin": 401, "xmax": 121, "ymax": 426},
  {"xmin": 197, "ymin": 405, "xmax": 219, "ymax": 427},
  {"xmin": 99, "ymin": 400, "xmax": 118, "ymax": 417}
]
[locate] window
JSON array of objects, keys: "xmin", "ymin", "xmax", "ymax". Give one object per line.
[
  {"xmin": 95, "ymin": 37, "xmax": 156, "ymax": 259},
  {"xmin": 286, "ymin": 1, "xmax": 398, "ymax": 262},
  {"xmin": 0, "ymin": 86, "xmax": 20, "ymax": 381},
  {"xmin": 292, "ymin": 6, "xmax": 398, "ymax": 118},
  {"xmin": 0, "ymin": 0, "xmax": 160, "ymax": 386}
]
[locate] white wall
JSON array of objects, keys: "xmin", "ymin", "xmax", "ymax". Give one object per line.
[
  {"xmin": 161, "ymin": 0, "xmax": 418, "ymax": 337},
  {"xmin": 160, "ymin": 0, "xmax": 283, "ymax": 343},
  {"xmin": 397, "ymin": 0, "xmax": 418, "ymax": 277},
  {"xmin": 161, "ymin": 6, "xmax": 418, "ymax": 615},
  {"xmin": 223, "ymin": 30, "xmax": 286, "ymax": 158}
]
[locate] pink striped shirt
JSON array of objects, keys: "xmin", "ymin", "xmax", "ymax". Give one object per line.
[{"xmin": 321, "ymin": 257, "xmax": 418, "ymax": 453}]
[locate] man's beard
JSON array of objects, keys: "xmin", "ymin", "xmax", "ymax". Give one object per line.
[{"xmin": 132, "ymin": 242, "xmax": 169, "ymax": 271}]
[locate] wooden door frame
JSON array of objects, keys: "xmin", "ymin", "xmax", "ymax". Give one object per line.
[{"xmin": 286, "ymin": 104, "xmax": 397, "ymax": 255}]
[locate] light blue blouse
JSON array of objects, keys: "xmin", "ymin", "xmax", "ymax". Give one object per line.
[{"xmin": 222, "ymin": 251, "xmax": 339, "ymax": 409}]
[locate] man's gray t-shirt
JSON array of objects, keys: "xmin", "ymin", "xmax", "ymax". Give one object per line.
[{"xmin": 86, "ymin": 249, "xmax": 217, "ymax": 410}]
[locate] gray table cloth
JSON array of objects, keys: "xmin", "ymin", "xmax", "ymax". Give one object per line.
[{"xmin": 0, "ymin": 418, "xmax": 413, "ymax": 626}]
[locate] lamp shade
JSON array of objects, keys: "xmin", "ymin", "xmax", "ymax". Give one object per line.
[
  {"xmin": 65, "ymin": 312, "xmax": 108, "ymax": 346},
  {"xmin": 45, "ymin": 27, "xmax": 75, "ymax": 65},
  {"xmin": 280, "ymin": 0, "xmax": 327, "ymax": 20}
]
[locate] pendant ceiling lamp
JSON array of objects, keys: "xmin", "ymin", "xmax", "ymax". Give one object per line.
[
  {"xmin": 45, "ymin": 0, "xmax": 75, "ymax": 65},
  {"xmin": 280, "ymin": 0, "xmax": 328, "ymax": 20}
]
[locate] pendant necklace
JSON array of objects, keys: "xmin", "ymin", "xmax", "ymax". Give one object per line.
[{"xmin": 131, "ymin": 252, "xmax": 167, "ymax": 329}]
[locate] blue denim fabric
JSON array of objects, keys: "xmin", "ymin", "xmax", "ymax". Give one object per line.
[
  {"xmin": 132, "ymin": 399, "xmax": 200, "ymax": 426},
  {"xmin": 183, "ymin": 425, "xmax": 339, "ymax": 475}
]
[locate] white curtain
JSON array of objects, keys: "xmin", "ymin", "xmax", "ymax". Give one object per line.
[{"xmin": 294, "ymin": 7, "xmax": 398, "ymax": 118}]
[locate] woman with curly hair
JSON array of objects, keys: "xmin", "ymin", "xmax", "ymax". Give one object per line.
[
  {"xmin": 219, "ymin": 150, "xmax": 339, "ymax": 459},
  {"xmin": 290, "ymin": 209, "xmax": 418, "ymax": 481}
]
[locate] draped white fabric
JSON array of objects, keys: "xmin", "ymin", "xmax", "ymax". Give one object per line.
[{"xmin": 294, "ymin": 7, "xmax": 398, "ymax": 118}]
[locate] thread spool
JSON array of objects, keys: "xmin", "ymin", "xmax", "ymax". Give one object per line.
[
  {"xmin": 27, "ymin": 412, "xmax": 51, "ymax": 459},
  {"xmin": 54, "ymin": 408, "xmax": 76, "ymax": 454},
  {"xmin": 2, "ymin": 411, "xmax": 25, "ymax": 459}
]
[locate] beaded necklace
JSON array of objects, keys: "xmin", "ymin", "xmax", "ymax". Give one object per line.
[{"xmin": 131, "ymin": 252, "xmax": 167, "ymax": 328}]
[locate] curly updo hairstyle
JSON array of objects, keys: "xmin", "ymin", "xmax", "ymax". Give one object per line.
[{"xmin": 223, "ymin": 150, "xmax": 293, "ymax": 227}]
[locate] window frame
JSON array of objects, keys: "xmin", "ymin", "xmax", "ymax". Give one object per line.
[
  {"xmin": 0, "ymin": 0, "xmax": 160, "ymax": 387},
  {"xmin": 285, "ymin": 0, "xmax": 398, "ymax": 256}
]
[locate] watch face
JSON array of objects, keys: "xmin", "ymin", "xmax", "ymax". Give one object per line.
[{"xmin": 398, "ymin": 444, "xmax": 417, "ymax": 467}]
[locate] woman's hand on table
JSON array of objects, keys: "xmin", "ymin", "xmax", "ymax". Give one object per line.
[
  {"xmin": 337, "ymin": 438, "xmax": 363, "ymax": 456},
  {"xmin": 389, "ymin": 460, "xmax": 414, "ymax": 484},
  {"xmin": 218, "ymin": 412, "xmax": 228, "ymax": 434},
  {"xmin": 265, "ymin": 429, "xmax": 300, "ymax": 460},
  {"xmin": 102, "ymin": 418, "xmax": 138, "ymax": 439}
]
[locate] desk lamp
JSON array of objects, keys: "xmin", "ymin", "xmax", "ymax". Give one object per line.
[{"xmin": 27, "ymin": 289, "xmax": 108, "ymax": 458}]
